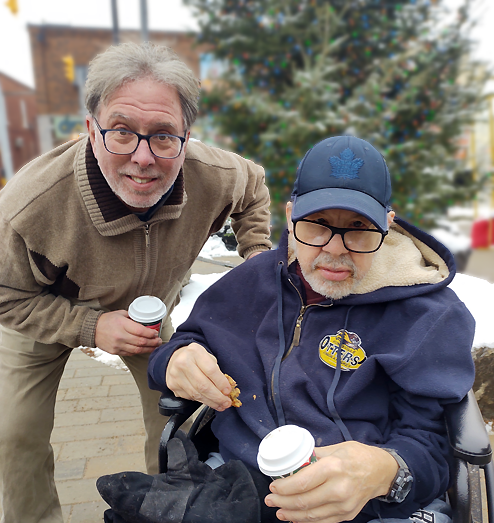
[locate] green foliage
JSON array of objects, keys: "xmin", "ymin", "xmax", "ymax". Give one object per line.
[{"xmin": 186, "ymin": 0, "xmax": 488, "ymax": 237}]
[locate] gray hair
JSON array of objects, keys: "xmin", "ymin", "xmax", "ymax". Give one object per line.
[{"xmin": 85, "ymin": 42, "xmax": 200, "ymax": 130}]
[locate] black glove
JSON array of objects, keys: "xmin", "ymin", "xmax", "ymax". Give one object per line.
[{"xmin": 97, "ymin": 430, "xmax": 261, "ymax": 523}]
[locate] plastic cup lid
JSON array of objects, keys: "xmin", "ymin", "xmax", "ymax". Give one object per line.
[
  {"xmin": 257, "ymin": 425, "xmax": 315, "ymax": 477},
  {"xmin": 128, "ymin": 296, "xmax": 167, "ymax": 323}
]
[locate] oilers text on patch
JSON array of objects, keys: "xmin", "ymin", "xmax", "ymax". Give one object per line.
[{"xmin": 319, "ymin": 330, "xmax": 367, "ymax": 371}]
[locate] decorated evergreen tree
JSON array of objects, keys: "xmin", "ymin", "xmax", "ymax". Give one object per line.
[{"xmin": 186, "ymin": 0, "xmax": 487, "ymax": 236}]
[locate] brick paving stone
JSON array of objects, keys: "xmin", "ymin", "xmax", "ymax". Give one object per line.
[
  {"xmin": 84, "ymin": 452, "xmax": 146, "ymax": 478},
  {"xmin": 52, "ymin": 442, "xmax": 63, "ymax": 461},
  {"xmin": 52, "ymin": 420, "xmax": 145, "ymax": 443},
  {"xmin": 101, "ymin": 374, "xmax": 135, "ymax": 386},
  {"xmin": 55, "ymin": 399, "xmax": 79, "ymax": 414},
  {"xmin": 65, "ymin": 385, "xmax": 110, "ymax": 400},
  {"xmin": 100, "ymin": 406, "xmax": 142, "ymax": 422},
  {"xmin": 74, "ymin": 366, "xmax": 124, "ymax": 378},
  {"xmin": 115, "ymin": 435, "xmax": 146, "ymax": 455},
  {"xmin": 59, "ymin": 376, "xmax": 103, "ymax": 390},
  {"xmin": 54, "ymin": 410, "xmax": 102, "ymax": 428},
  {"xmin": 76, "ymin": 394, "xmax": 141, "ymax": 411},
  {"xmin": 57, "ymin": 478, "xmax": 101, "ymax": 505},
  {"xmin": 69, "ymin": 501, "xmax": 109, "ymax": 523},
  {"xmin": 61, "ymin": 504, "xmax": 72, "ymax": 522},
  {"xmin": 59, "ymin": 438, "xmax": 117, "ymax": 461},
  {"xmin": 64, "ymin": 359, "xmax": 105, "ymax": 370},
  {"xmin": 108, "ymin": 383, "xmax": 140, "ymax": 396},
  {"xmin": 57, "ymin": 389, "xmax": 67, "ymax": 401},
  {"xmin": 55, "ymin": 459, "xmax": 87, "ymax": 481}
]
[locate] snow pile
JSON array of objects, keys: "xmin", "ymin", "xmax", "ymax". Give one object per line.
[
  {"xmin": 430, "ymin": 225, "xmax": 471, "ymax": 254},
  {"xmin": 449, "ymin": 273, "xmax": 494, "ymax": 350},
  {"xmin": 80, "ymin": 347, "xmax": 130, "ymax": 371},
  {"xmin": 171, "ymin": 272, "xmax": 226, "ymax": 328},
  {"xmin": 198, "ymin": 234, "xmax": 232, "ymax": 259}
]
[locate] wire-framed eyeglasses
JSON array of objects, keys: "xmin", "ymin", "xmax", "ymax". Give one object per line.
[
  {"xmin": 293, "ymin": 219, "xmax": 387, "ymax": 254},
  {"xmin": 93, "ymin": 118, "xmax": 187, "ymax": 159}
]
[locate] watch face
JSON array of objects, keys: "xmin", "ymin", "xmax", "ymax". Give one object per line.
[{"xmin": 392, "ymin": 470, "xmax": 413, "ymax": 502}]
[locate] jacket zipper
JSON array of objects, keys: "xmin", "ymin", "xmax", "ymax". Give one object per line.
[{"xmin": 270, "ymin": 277, "xmax": 333, "ymax": 406}]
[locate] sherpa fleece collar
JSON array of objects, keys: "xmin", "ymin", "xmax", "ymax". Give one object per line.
[{"xmin": 352, "ymin": 221, "xmax": 449, "ymax": 295}]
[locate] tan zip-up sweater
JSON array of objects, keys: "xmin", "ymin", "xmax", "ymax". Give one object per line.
[{"xmin": 0, "ymin": 136, "xmax": 271, "ymax": 348}]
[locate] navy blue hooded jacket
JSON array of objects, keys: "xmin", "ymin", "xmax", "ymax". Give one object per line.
[{"xmin": 148, "ymin": 217, "xmax": 475, "ymax": 521}]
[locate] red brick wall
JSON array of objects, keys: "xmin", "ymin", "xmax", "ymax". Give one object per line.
[
  {"xmin": 0, "ymin": 73, "xmax": 40, "ymax": 175},
  {"xmin": 28, "ymin": 25, "xmax": 206, "ymax": 116}
]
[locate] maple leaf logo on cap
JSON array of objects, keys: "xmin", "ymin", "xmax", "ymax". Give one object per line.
[{"xmin": 329, "ymin": 148, "xmax": 364, "ymax": 179}]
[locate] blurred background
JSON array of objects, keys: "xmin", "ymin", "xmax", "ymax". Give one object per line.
[{"xmin": 1, "ymin": 0, "xmax": 494, "ymax": 279}]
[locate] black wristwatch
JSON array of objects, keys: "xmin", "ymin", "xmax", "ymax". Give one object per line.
[{"xmin": 377, "ymin": 449, "xmax": 413, "ymax": 503}]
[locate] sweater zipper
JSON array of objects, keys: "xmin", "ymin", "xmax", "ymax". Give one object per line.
[{"xmin": 145, "ymin": 224, "xmax": 150, "ymax": 248}]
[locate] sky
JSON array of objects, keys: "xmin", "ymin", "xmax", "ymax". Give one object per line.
[{"xmin": 0, "ymin": 0, "xmax": 493, "ymax": 89}]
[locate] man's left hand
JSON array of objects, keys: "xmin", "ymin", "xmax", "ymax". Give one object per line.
[{"xmin": 264, "ymin": 441, "xmax": 399, "ymax": 523}]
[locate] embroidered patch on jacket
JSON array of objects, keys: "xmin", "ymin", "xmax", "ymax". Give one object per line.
[
  {"xmin": 319, "ymin": 330, "xmax": 367, "ymax": 371},
  {"xmin": 329, "ymin": 148, "xmax": 364, "ymax": 179},
  {"xmin": 410, "ymin": 509, "xmax": 435, "ymax": 523}
]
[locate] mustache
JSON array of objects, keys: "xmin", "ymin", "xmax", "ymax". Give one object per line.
[{"xmin": 311, "ymin": 253, "xmax": 357, "ymax": 275}]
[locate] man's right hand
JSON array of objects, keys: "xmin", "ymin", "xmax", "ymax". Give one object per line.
[
  {"xmin": 166, "ymin": 342, "xmax": 233, "ymax": 411},
  {"xmin": 94, "ymin": 310, "xmax": 163, "ymax": 357}
]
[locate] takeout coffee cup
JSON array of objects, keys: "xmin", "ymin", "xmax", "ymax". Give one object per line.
[
  {"xmin": 257, "ymin": 425, "xmax": 317, "ymax": 479},
  {"xmin": 128, "ymin": 296, "xmax": 167, "ymax": 334}
]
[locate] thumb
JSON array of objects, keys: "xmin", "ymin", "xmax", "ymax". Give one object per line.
[{"xmin": 167, "ymin": 431, "xmax": 207, "ymax": 480}]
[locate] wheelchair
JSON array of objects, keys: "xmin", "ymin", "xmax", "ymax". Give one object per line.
[{"xmin": 158, "ymin": 389, "xmax": 494, "ymax": 523}]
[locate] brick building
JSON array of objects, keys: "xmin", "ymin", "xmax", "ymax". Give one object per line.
[
  {"xmin": 0, "ymin": 72, "xmax": 40, "ymax": 183},
  {"xmin": 28, "ymin": 24, "xmax": 207, "ymax": 153}
]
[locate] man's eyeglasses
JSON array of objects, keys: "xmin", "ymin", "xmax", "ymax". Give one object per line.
[
  {"xmin": 93, "ymin": 118, "xmax": 187, "ymax": 159},
  {"xmin": 293, "ymin": 219, "xmax": 387, "ymax": 254}
]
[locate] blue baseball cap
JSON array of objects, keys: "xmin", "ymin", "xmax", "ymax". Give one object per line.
[{"xmin": 291, "ymin": 136, "xmax": 392, "ymax": 233}]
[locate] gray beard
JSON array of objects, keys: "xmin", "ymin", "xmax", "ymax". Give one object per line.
[{"xmin": 290, "ymin": 235, "xmax": 363, "ymax": 300}]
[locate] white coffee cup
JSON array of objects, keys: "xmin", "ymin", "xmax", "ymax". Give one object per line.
[
  {"xmin": 257, "ymin": 425, "xmax": 317, "ymax": 479},
  {"xmin": 128, "ymin": 296, "xmax": 167, "ymax": 334}
]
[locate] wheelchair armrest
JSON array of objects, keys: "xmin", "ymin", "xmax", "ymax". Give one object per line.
[
  {"xmin": 158, "ymin": 388, "xmax": 202, "ymax": 418},
  {"xmin": 444, "ymin": 389, "xmax": 492, "ymax": 466}
]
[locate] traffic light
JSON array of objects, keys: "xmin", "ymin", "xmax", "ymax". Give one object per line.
[
  {"xmin": 62, "ymin": 55, "xmax": 75, "ymax": 84},
  {"xmin": 4, "ymin": 0, "xmax": 18, "ymax": 15}
]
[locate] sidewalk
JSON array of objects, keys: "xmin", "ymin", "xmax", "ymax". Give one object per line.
[
  {"xmin": 53, "ymin": 255, "xmax": 241, "ymax": 522},
  {"xmin": 53, "ymin": 348, "xmax": 146, "ymax": 522}
]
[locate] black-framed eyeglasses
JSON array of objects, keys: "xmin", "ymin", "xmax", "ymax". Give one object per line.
[
  {"xmin": 293, "ymin": 219, "xmax": 387, "ymax": 253},
  {"xmin": 93, "ymin": 118, "xmax": 187, "ymax": 159}
]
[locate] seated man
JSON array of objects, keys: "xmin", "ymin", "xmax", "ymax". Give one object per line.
[{"xmin": 100, "ymin": 136, "xmax": 475, "ymax": 523}]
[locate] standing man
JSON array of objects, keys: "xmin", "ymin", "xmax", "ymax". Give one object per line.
[{"xmin": 0, "ymin": 43, "xmax": 271, "ymax": 522}]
